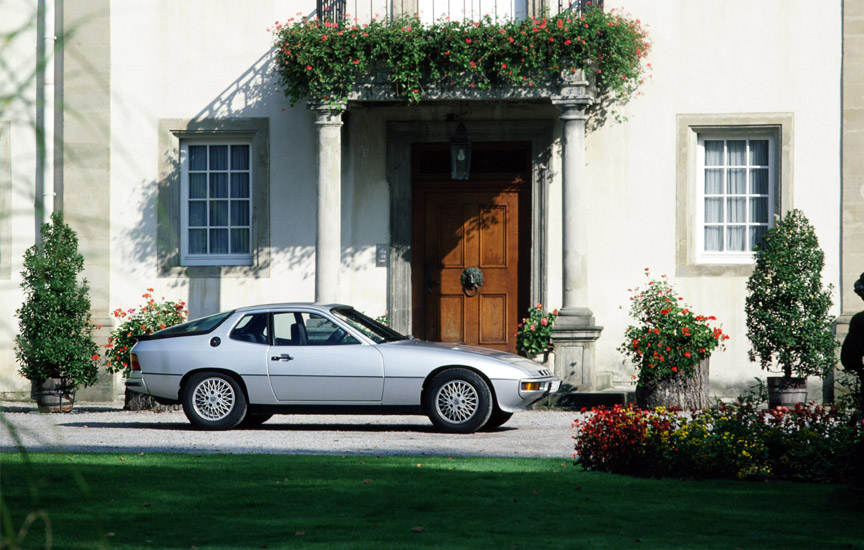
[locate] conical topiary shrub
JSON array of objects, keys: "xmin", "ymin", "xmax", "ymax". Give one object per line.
[
  {"xmin": 15, "ymin": 211, "xmax": 99, "ymax": 396},
  {"xmin": 745, "ymin": 209, "xmax": 836, "ymax": 382}
]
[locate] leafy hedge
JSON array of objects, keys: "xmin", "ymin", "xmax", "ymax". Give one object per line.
[{"xmin": 573, "ymin": 401, "xmax": 863, "ymax": 483}]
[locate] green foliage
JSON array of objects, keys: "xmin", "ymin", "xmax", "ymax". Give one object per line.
[
  {"xmin": 574, "ymin": 401, "xmax": 862, "ymax": 483},
  {"xmin": 271, "ymin": 9, "xmax": 650, "ymax": 110},
  {"xmin": 745, "ymin": 209, "xmax": 837, "ymax": 378},
  {"xmin": 103, "ymin": 289, "xmax": 188, "ymax": 378},
  {"xmin": 15, "ymin": 212, "xmax": 99, "ymax": 390},
  {"xmin": 516, "ymin": 303, "xmax": 557, "ymax": 355},
  {"xmin": 619, "ymin": 270, "xmax": 727, "ymax": 386}
]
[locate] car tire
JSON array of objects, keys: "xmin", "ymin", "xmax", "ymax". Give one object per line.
[
  {"xmin": 239, "ymin": 413, "xmax": 273, "ymax": 428},
  {"xmin": 182, "ymin": 372, "xmax": 247, "ymax": 430},
  {"xmin": 424, "ymin": 368, "xmax": 493, "ymax": 434},
  {"xmin": 481, "ymin": 408, "xmax": 513, "ymax": 431}
]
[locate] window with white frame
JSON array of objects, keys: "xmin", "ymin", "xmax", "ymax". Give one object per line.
[
  {"xmin": 180, "ymin": 141, "xmax": 253, "ymax": 266},
  {"xmin": 697, "ymin": 134, "xmax": 775, "ymax": 263}
]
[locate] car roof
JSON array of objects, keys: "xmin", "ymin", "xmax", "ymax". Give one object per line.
[{"xmin": 231, "ymin": 303, "xmax": 348, "ymax": 314}]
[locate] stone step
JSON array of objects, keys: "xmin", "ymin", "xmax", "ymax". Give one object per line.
[{"xmin": 545, "ymin": 389, "xmax": 637, "ymax": 410}]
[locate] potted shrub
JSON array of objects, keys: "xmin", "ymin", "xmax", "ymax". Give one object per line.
[
  {"xmin": 516, "ymin": 303, "xmax": 558, "ymax": 363},
  {"xmin": 15, "ymin": 211, "xmax": 99, "ymax": 412},
  {"xmin": 745, "ymin": 209, "xmax": 837, "ymax": 409},
  {"xmin": 619, "ymin": 269, "xmax": 728, "ymax": 409},
  {"xmin": 104, "ymin": 289, "xmax": 188, "ymax": 410}
]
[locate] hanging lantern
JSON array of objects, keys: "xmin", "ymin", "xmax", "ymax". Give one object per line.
[{"xmin": 450, "ymin": 122, "xmax": 472, "ymax": 180}]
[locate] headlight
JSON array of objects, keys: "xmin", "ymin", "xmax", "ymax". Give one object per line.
[{"xmin": 521, "ymin": 381, "xmax": 541, "ymax": 391}]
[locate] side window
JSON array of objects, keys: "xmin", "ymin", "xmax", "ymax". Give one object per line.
[
  {"xmin": 272, "ymin": 312, "xmax": 359, "ymax": 346},
  {"xmin": 229, "ymin": 313, "xmax": 269, "ymax": 345}
]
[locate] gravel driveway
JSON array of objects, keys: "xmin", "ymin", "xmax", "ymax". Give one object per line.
[{"xmin": 1, "ymin": 404, "xmax": 579, "ymax": 458}]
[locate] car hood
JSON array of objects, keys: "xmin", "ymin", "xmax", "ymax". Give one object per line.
[{"xmin": 384, "ymin": 338, "xmax": 551, "ymax": 374}]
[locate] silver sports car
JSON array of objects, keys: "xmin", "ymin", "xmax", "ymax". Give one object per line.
[{"xmin": 126, "ymin": 304, "xmax": 561, "ymax": 433}]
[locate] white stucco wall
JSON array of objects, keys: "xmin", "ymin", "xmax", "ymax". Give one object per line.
[
  {"xmin": 0, "ymin": 0, "xmax": 845, "ymax": 400},
  {"xmin": 109, "ymin": 0, "xmax": 390, "ymax": 320},
  {"xmin": 584, "ymin": 1, "xmax": 843, "ymax": 395}
]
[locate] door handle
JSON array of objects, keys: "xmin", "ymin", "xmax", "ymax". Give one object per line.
[{"xmin": 270, "ymin": 354, "xmax": 293, "ymax": 362}]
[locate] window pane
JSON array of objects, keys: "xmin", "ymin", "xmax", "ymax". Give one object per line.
[
  {"xmin": 727, "ymin": 198, "xmax": 746, "ymax": 223},
  {"xmin": 210, "ymin": 201, "xmax": 228, "ymax": 226},
  {"xmin": 750, "ymin": 168, "xmax": 768, "ymax": 195},
  {"xmin": 189, "ymin": 201, "xmax": 207, "ymax": 227},
  {"xmin": 189, "ymin": 174, "xmax": 207, "ymax": 199},
  {"xmin": 727, "ymin": 141, "xmax": 746, "ymax": 165},
  {"xmin": 231, "ymin": 145, "xmax": 250, "ymax": 170},
  {"xmin": 726, "ymin": 226, "xmax": 746, "ymax": 251},
  {"xmin": 704, "ymin": 169, "xmax": 723, "ymax": 194},
  {"xmin": 210, "ymin": 173, "xmax": 228, "ymax": 198},
  {"xmin": 704, "ymin": 141, "xmax": 724, "ymax": 166},
  {"xmin": 749, "ymin": 197, "xmax": 768, "ymax": 223},
  {"xmin": 189, "ymin": 145, "xmax": 207, "ymax": 171},
  {"xmin": 189, "ymin": 229, "xmax": 207, "ymax": 254},
  {"xmin": 231, "ymin": 173, "xmax": 250, "ymax": 198},
  {"xmin": 750, "ymin": 140, "xmax": 768, "ymax": 166},
  {"xmin": 304, "ymin": 314, "xmax": 344, "ymax": 345},
  {"xmin": 750, "ymin": 225, "xmax": 767, "ymax": 250},
  {"xmin": 705, "ymin": 198, "xmax": 723, "ymax": 223},
  {"xmin": 231, "ymin": 200, "xmax": 250, "ymax": 226},
  {"xmin": 210, "ymin": 145, "xmax": 228, "ymax": 170},
  {"xmin": 705, "ymin": 226, "xmax": 723, "ymax": 251},
  {"xmin": 210, "ymin": 229, "xmax": 229, "ymax": 253},
  {"xmin": 231, "ymin": 228, "xmax": 250, "ymax": 254},
  {"xmin": 727, "ymin": 168, "xmax": 746, "ymax": 194}
]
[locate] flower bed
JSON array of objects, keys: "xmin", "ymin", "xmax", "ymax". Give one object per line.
[{"xmin": 573, "ymin": 401, "xmax": 863, "ymax": 483}]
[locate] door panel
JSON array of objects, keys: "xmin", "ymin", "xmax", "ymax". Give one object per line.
[
  {"xmin": 416, "ymin": 189, "xmax": 521, "ymax": 352},
  {"xmin": 267, "ymin": 311, "xmax": 384, "ymax": 402}
]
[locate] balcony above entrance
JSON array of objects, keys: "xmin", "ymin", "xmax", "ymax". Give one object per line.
[{"xmin": 271, "ymin": 0, "xmax": 647, "ymax": 118}]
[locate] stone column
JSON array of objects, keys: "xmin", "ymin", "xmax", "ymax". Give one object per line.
[
  {"xmin": 551, "ymin": 95, "xmax": 603, "ymax": 392},
  {"xmin": 311, "ymin": 102, "xmax": 345, "ymax": 304}
]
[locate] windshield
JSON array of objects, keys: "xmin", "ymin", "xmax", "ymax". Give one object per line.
[{"xmin": 331, "ymin": 307, "xmax": 408, "ymax": 344}]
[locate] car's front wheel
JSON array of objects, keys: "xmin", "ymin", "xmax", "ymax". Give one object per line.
[
  {"xmin": 182, "ymin": 372, "xmax": 247, "ymax": 430},
  {"xmin": 424, "ymin": 369, "xmax": 493, "ymax": 433}
]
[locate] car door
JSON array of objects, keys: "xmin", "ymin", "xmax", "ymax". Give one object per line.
[{"xmin": 267, "ymin": 310, "xmax": 385, "ymax": 402}]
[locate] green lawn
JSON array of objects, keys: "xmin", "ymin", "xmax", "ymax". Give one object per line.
[{"xmin": 2, "ymin": 452, "xmax": 862, "ymax": 550}]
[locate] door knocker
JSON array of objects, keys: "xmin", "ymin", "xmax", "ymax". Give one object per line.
[{"xmin": 460, "ymin": 267, "xmax": 484, "ymax": 297}]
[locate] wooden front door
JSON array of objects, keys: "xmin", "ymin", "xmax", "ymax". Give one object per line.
[{"xmin": 411, "ymin": 143, "xmax": 530, "ymax": 353}]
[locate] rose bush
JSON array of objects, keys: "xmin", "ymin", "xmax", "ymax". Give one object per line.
[
  {"xmin": 104, "ymin": 289, "xmax": 188, "ymax": 378},
  {"xmin": 618, "ymin": 269, "xmax": 728, "ymax": 386},
  {"xmin": 516, "ymin": 303, "xmax": 558, "ymax": 356}
]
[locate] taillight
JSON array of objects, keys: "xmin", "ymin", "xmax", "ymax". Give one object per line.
[{"xmin": 130, "ymin": 353, "xmax": 141, "ymax": 371}]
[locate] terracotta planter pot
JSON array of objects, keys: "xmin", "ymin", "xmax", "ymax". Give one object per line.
[
  {"xmin": 766, "ymin": 376, "xmax": 807, "ymax": 409},
  {"xmin": 32, "ymin": 378, "xmax": 75, "ymax": 413},
  {"xmin": 635, "ymin": 358, "xmax": 710, "ymax": 410}
]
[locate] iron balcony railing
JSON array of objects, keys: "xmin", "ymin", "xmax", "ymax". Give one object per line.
[{"xmin": 316, "ymin": 0, "xmax": 603, "ymax": 24}]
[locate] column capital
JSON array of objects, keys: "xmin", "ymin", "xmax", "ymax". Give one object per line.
[
  {"xmin": 552, "ymin": 98, "xmax": 591, "ymax": 120},
  {"xmin": 308, "ymin": 101, "xmax": 346, "ymax": 126}
]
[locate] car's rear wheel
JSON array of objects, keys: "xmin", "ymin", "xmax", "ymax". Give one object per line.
[
  {"xmin": 425, "ymin": 369, "xmax": 493, "ymax": 433},
  {"xmin": 182, "ymin": 372, "xmax": 247, "ymax": 430}
]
